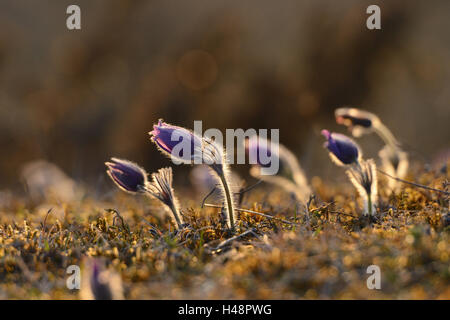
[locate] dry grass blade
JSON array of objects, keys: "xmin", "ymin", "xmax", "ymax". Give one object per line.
[
  {"xmin": 203, "ymin": 203, "xmax": 301, "ymax": 226},
  {"xmin": 212, "ymin": 228, "xmax": 257, "ymax": 251}
]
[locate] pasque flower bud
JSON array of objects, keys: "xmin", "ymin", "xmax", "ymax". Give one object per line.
[
  {"xmin": 321, "ymin": 129, "xmax": 378, "ymax": 216},
  {"xmin": 149, "ymin": 119, "xmax": 237, "ymax": 233},
  {"xmin": 321, "ymin": 130, "xmax": 361, "ymax": 166},
  {"xmin": 105, "ymin": 158, "xmax": 147, "ymax": 193},
  {"xmin": 149, "ymin": 119, "xmax": 203, "ymax": 164}
]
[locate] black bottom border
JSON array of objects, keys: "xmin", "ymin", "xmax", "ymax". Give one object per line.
[{"xmin": 1, "ymin": 300, "xmax": 447, "ymax": 318}]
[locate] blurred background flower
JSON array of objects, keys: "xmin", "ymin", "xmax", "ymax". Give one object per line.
[
  {"xmin": 0, "ymin": 0, "xmax": 449, "ymax": 193},
  {"xmin": 105, "ymin": 157, "xmax": 148, "ymax": 193}
]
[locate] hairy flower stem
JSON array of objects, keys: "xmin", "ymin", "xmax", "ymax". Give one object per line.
[
  {"xmin": 367, "ymin": 194, "xmax": 372, "ymax": 216},
  {"xmin": 349, "ymin": 159, "xmax": 377, "ymax": 216},
  {"xmin": 169, "ymin": 203, "xmax": 183, "ymax": 229},
  {"xmin": 218, "ymin": 172, "xmax": 236, "ymax": 233},
  {"xmin": 355, "ymin": 160, "xmax": 362, "ymax": 172}
]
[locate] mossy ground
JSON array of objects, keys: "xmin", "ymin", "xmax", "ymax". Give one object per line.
[{"xmin": 0, "ymin": 164, "xmax": 449, "ymax": 299}]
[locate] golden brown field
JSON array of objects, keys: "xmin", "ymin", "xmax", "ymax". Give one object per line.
[{"xmin": 1, "ymin": 162, "xmax": 448, "ymax": 299}]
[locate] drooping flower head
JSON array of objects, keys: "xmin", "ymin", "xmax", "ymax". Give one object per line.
[
  {"xmin": 335, "ymin": 107, "xmax": 377, "ymax": 137},
  {"xmin": 335, "ymin": 107, "xmax": 401, "ymax": 150},
  {"xmin": 321, "ymin": 129, "xmax": 377, "ymax": 216},
  {"xmin": 149, "ymin": 119, "xmax": 223, "ymax": 167},
  {"xmin": 321, "ymin": 130, "xmax": 361, "ymax": 166},
  {"xmin": 105, "ymin": 155, "xmax": 184, "ymax": 229},
  {"xmin": 105, "ymin": 158, "xmax": 147, "ymax": 193},
  {"xmin": 149, "ymin": 119, "xmax": 203, "ymax": 164},
  {"xmin": 379, "ymin": 145, "xmax": 409, "ymax": 193}
]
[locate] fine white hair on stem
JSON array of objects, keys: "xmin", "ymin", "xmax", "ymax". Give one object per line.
[
  {"xmin": 202, "ymin": 137, "xmax": 237, "ymax": 231},
  {"xmin": 335, "ymin": 107, "xmax": 398, "ymax": 146},
  {"xmin": 206, "ymin": 153, "xmax": 237, "ymax": 230},
  {"xmin": 145, "ymin": 167, "xmax": 184, "ymax": 229},
  {"xmin": 335, "ymin": 107, "xmax": 408, "ymax": 195},
  {"xmin": 379, "ymin": 145, "xmax": 409, "ymax": 194},
  {"xmin": 346, "ymin": 159, "xmax": 378, "ymax": 216}
]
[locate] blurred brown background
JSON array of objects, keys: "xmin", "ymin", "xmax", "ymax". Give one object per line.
[{"xmin": 0, "ymin": 0, "xmax": 449, "ymax": 192}]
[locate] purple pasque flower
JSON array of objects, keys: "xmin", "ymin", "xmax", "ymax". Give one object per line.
[
  {"xmin": 149, "ymin": 119, "xmax": 236, "ymax": 232},
  {"xmin": 149, "ymin": 119, "xmax": 202, "ymax": 163},
  {"xmin": 321, "ymin": 130, "xmax": 360, "ymax": 165},
  {"xmin": 105, "ymin": 158, "xmax": 147, "ymax": 193},
  {"xmin": 81, "ymin": 258, "xmax": 124, "ymax": 300},
  {"xmin": 346, "ymin": 159, "xmax": 378, "ymax": 216}
]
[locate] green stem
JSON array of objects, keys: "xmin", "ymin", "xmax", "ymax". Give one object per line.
[{"xmin": 219, "ymin": 173, "xmax": 236, "ymax": 233}]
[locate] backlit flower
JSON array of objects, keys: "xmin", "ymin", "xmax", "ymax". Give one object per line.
[
  {"xmin": 105, "ymin": 158, "xmax": 147, "ymax": 193},
  {"xmin": 346, "ymin": 159, "xmax": 378, "ymax": 216},
  {"xmin": 321, "ymin": 130, "xmax": 360, "ymax": 166},
  {"xmin": 149, "ymin": 119, "xmax": 203, "ymax": 164},
  {"xmin": 80, "ymin": 259, "xmax": 124, "ymax": 300},
  {"xmin": 335, "ymin": 107, "xmax": 409, "ymax": 194},
  {"xmin": 335, "ymin": 107, "xmax": 375, "ymax": 137},
  {"xmin": 149, "ymin": 120, "xmax": 236, "ymax": 233}
]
